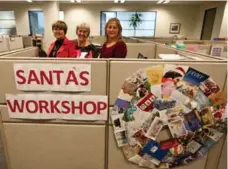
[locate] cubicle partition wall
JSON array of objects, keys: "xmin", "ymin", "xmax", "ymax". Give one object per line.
[
  {"xmin": 22, "ymin": 36, "xmax": 33, "ymax": 48},
  {"xmin": 126, "ymin": 43, "xmax": 156, "ymax": 59},
  {"xmin": 90, "ymin": 36, "xmax": 105, "ymax": 45},
  {"xmin": 0, "ymin": 59, "xmax": 108, "ymax": 169},
  {"xmin": 155, "ymin": 44, "xmax": 177, "ymax": 58},
  {"xmin": 90, "ymin": 36, "xmax": 141, "ymax": 45},
  {"xmin": 129, "ymin": 37, "xmax": 227, "ymax": 60},
  {"xmin": 8, "ymin": 37, "xmax": 23, "ymax": 51},
  {"xmin": 0, "ymin": 56, "xmax": 227, "ymax": 169},
  {"xmin": 0, "ymin": 47, "xmax": 37, "ymax": 58},
  {"xmin": 108, "ymin": 59, "xmax": 227, "ymax": 169},
  {"xmin": 137, "ymin": 37, "xmax": 227, "ymax": 58},
  {"xmin": 0, "ymin": 37, "xmax": 9, "ymax": 53},
  {"xmin": 0, "ymin": 36, "xmax": 31, "ymax": 57}
]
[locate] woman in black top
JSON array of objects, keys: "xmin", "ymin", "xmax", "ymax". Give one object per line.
[{"xmin": 74, "ymin": 23, "xmax": 99, "ymax": 58}]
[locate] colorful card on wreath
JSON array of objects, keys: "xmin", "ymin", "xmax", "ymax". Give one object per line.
[{"xmin": 183, "ymin": 67, "xmax": 209, "ymax": 86}]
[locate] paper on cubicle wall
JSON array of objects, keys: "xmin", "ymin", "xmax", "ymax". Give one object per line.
[
  {"xmin": 159, "ymin": 54, "xmax": 186, "ymax": 60},
  {"xmin": 210, "ymin": 45, "xmax": 224, "ymax": 57},
  {"xmin": 13, "ymin": 63, "xmax": 91, "ymax": 92},
  {"xmin": 5, "ymin": 94, "xmax": 108, "ymax": 121}
]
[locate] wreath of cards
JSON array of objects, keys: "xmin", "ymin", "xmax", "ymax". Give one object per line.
[{"xmin": 111, "ymin": 64, "xmax": 227, "ymax": 169}]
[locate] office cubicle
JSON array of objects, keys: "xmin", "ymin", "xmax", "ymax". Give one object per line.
[
  {"xmin": 0, "ymin": 47, "xmax": 37, "ymax": 58},
  {"xmin": 0, "ymin": 36, "xmax": 35, "ymax": 59},
  {"xmin": 0, "ymin": 37, "xmax": 9, "ymax": 53},
  {"xmin": 132, "ymin": 37, "xmax": 227, "ymax": 58},
  {"xmin": 0, "ymin": 58, "xmax": 108, "ymax": 169},
  {"xmin": 0, "ymin": 51, "xmax": 226, "ymax": 169},
  {"xmin": 108, "ymin": 59, "xmax": 227, "ymax": 169}
]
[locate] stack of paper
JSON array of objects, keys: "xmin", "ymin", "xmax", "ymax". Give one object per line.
[{"xmin": 159, "ymin": 54, "xmax": 186, "ymax": 60}]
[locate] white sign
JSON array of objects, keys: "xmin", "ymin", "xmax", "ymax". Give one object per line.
[
  {"xmin": 210, "ymin": 46, "xmax": 224, "ymax": 57},
  {"xmin": 6, "ymin": 94, "xmax": 107, "ymax": 121},
  {"xmin": 13, "ymin": 64, "xmax": 91, "ymax": 92}
]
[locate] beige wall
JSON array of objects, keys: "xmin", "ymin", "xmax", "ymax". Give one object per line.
[
  {"xmin": 219, "ymin": 2, "xmax": 227, "ymax": 37},
  {"xmin": 0, "ymin": 2, "xmax": 200, "ymax": 39},
  {"xmin": 0, "ymin": 1, "xmax": 226, "ymax": 49},
  {"xmin": 194, "ymin": 1, "xmax": 226, "ymax": 40},
  {"xmin": 42, "ymin": 1, "xmax": 59, "ymax": 51},
  {"xmin": 61, "ymin": 4, "xmax": 200, "ymax": 39}
]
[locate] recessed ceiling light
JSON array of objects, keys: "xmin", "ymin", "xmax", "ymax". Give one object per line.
[
  {"xmin": 26, "ymin": 0, "xmax": 32, "ymax": 2},
  {"xmin": 120, "ymin": 0, "xmax": 125, "ymax": 3},
  {"xmin": 163, "ymin": 0, "xmax": 171, "ymax": 4},
  {"xmin": 114, "ymin": 0, "xmax": 119, "ymax": 3},
  {"xmin": 157, "ymin": 0, "xmax": 164, "ymax": 4}
]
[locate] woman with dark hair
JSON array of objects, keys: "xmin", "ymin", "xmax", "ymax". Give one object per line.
[
  {"xmin": 100, "ymin": 18, "xmax": 127, "ymax": 58},
  {"xmin": 47, "ymin": 20, "xmax": 76, "ymax": 58}
]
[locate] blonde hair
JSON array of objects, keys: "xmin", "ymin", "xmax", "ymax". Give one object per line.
[
  {"xmin": 76, "ymin": 23, "xmax": 90, "ymax": 37},
  {"xmin": 52, "ymin": 20, "xmax": 68, "ymax": 34},
  {"xmin": 105, "ymin": 18, "xmax": 122, "ymax": 41}
]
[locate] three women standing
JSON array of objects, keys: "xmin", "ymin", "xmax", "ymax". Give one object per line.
[{"xmin": 47, "ymin": 18, "xmax": 127, "ymax": 58}]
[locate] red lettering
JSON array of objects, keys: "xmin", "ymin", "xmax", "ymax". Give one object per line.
[
  {"xmin": 6, "ymin": 99, "xmax": 24, "ymax": 113},
  {"xmin": 84, "ymin": 101, "xmax": 96, "ymax": 114},
  {"xmin": 53, "ymin": 70, "xmax": 64, "ymax": 85},
  {"xmin": 62, "ymin": 101, "xmax": 71, "ymax": 114},
  {"xmin": 80, "ymin": 71, "xmax": 89, "ymax": 86},
  {"xmin": 71, "ymin": 101, "xmax": 83, "ymax": 114},
  {"xmin": 16, "ymin": 70, "xmax": 26, "ymax": 85},
  {"xmin": 26, "ymin": 100, "xmax": 38, "ymax": 113},
  {"xmin": 97, "ymin": 102, "xmax": 107, "ymax": 114},
  {"xmin": 50, "ymin": 101, "xmax": 61, "ymax": 113},
  {"xmin": 40, "ymin": 71, "xmax": 53, "ymax": 85},
  {"xmin": 65, "ymin": 70, "xmax": 79, "ymax": 85},
  {"xmin": 38, "ymin": 100, "xmax": 49, "ymax": 113},
  {"xmin": 28, "ymin": 70, "xmax": 40, "ymax": 84}
]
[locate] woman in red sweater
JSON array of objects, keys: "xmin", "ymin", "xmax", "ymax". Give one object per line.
[
  {"xmin": 47, "ymin": 20, "xmax": 76, "ymax": 58},
  {"xmin": 100, "ymin": 18, "xmax": 127, "ymax": 58}
]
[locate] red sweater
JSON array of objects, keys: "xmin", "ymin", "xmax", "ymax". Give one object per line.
[{"xmin": 100, "ymin": 40, "xmax": 127, "ymax": 58}]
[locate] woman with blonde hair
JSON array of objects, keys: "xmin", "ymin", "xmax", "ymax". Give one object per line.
[
  {"xmin": 74, "ymin": 23, "xmax": 99, "ymax": 58},
  {"xmin": 100, "ymin": 18, "xmax": 127, "ymax": 58}
]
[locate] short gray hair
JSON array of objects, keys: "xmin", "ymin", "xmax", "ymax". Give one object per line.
[{"xmin": 76, "ymin": 23, "xmax": 90, "ymax": 37}]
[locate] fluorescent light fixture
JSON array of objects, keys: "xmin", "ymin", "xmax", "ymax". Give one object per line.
[
  {"xmin": 76, "ymin": 0, "xmax": 81, "ymax": 2},
  {"xmin": 70, "ymin": 0, "xmax": 75, "ymax": 2},
  {"xmin": 114, "ymin": 0, "xmax": 119, "ymax": 3},
  {"xmin": 26, "ymin": 0, "xmax": 32, "ymax": 2},
  {"xmin": 157, "ymin": 0, "xmax": 164, "ymax": 4},
  {"xmin": 163, "ymin": 0, "xmax": 171, "ymax": 3},
  {"xmin": 120, "ymin": 0, "xmax": 125, "ymax": 3}
]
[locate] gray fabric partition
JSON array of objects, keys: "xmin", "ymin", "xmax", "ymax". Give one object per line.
[
  {"xmin": 108, "ymin": 59, "xmax": 227, "ymax": 169},
  {"xmin": 0, "ymin": 59, "xmax": 108, "ymax": 169},
  {"xmin": 0, "ymin": 58, "xmax": 226, "ymax": 169},
  {"xmin": 0, "ymin": 37, "xmax": 9, "ymax": 53},
  {"xmin": 1, "ymin": 47, "xmax": 37, "ymax": 58},
  {"xmin": 8, "ymin": 37, "xmax": 23, "ymax": 51},
  {"xmin": 126, "ymin": 43, "xmax": 156, "ymax": 59}
]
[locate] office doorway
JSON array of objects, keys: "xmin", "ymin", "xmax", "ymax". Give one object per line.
[{"xmin": 200, "ymin": 8, "xmax": 217, "ymax": 40}]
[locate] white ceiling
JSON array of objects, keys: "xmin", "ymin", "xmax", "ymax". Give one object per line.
[{"xmin": 0, "ymin": 0, "xmax": 226, "ymax": 5}]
